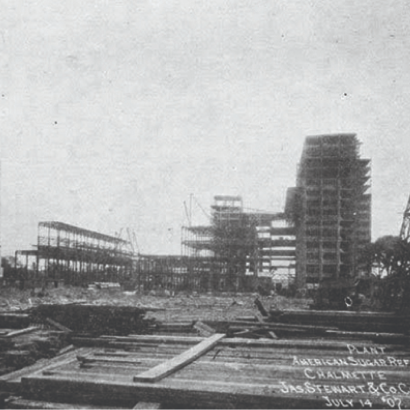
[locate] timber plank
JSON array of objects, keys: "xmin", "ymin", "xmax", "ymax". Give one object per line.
[
  {"xmin": 271, "ymin": 309, "xmax": 409, "ymax": 318},
  {"xmin": 99, "ymin": 334, "xmax": 205, "ymax": 344},
  {"xmin": 76, "ymin": 355, "xmax": 143, "ymax": 365},
  {"xmin": 133, "ymin": 402, "xmax": 161, "ymax": 409},
  {"xmin": 46, "ymin": 318, "xmax": 72, "ymax": 333},
  {"xmin": 73, "ymin": 334, "xmax": 409, "ymax": 351},
  {"xmin": 6, "ymin": 397, "xmax": 125, "ymax": 409},
  {"xmin": 193, "ymin": 321, "xmax": 216, "ymax": 337},
  {"xmin": 56, "ymin": 344, "xmax": 76, "ymax": 356},
  {"xmin": 1, "ymin": 326, "xmax": 40, "ymax": 339},
  {"xmin": 73, "ymin": 338, "xmax": 410, "ymax": 363},
  {"xmin": 0, "ymin": 347, "xmax": 87, "ymax": 392},
  {"xmin": 79, "ymin": 346, "xmax": 410, "ymax": 370},
  {"xmin": 133, "ymin": 333, "xmax": 225, "ymax": 382},
  {"xmin": 269, "ymin": 309, "xmax": 410, "ymax": 333}
]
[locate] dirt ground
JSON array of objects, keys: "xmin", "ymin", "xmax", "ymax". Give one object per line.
[{"xmin": 0, "ymin": 285, "xmax": 313, "ymax": 322}]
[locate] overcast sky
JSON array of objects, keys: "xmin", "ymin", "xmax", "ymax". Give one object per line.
[{"xmin": 1, "ymin": 0, "xmax": 410, "ymax": 256}]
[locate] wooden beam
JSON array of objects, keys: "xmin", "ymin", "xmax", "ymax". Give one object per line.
[
  {"xmin": 99, "ymin": 335, "xmax": 205, "ymax": 344},
  {"xmin": 2, "ymin": 326, "xmax": 40, "ymax": 339},
  {"xmin": 133, "ymin": 333, "xmax": 225, "ymax": 383},
  {"xmin": 133, "ymin": 402, "xmax": 161, "ymax": 409},
  {"xmin": 56, "ymin": 345, "xmax": 75, "ymax": 356},
  {"xmin": 76, "ymin": 355, "xmax": 142, "ymax": 365},
  {"xmin": 193, "ymin": 321, "xmax": 216, "ymax": 337},
  {"xmin": 46, "ymin": 318, "xmax": 72, "ymax": 333},
  {"xmin": 0, "ymin": 348, "xmax": 84, "ymax": 393},
  {"xmin": 5, "ymin": 397, "xmax": 123, "ymax": 409},
  {"xmin": 72, "ymin": 334, "xmax": 406, "ymax": 350}
]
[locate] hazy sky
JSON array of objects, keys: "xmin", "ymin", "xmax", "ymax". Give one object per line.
[{"xmin": 1, "ymin": 0, "xmax": 410, "ymax": 256}]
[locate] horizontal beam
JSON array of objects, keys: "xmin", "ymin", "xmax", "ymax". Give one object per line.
[{"xmin": 133, "ymin": 334, "xmax": 225, "ymax": 383}]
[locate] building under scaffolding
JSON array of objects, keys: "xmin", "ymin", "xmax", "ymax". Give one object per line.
[
  {"xmin": 14, "ymin": 222, "xmax": 133, "ymax": 287},
  {"xmin": 182, "ymin": 196, "xmax": 296, "ymax": 292},
  {"xmin": 287, "ymin": 134, "xmax": 371, "ymax": 290},
  {"xmin": 134, "ymin": 254, "xmax": 215, "ymax": 293},
  {"xmin": 10, "ymin": 134, "xmax": 371, "ymax": 295}
]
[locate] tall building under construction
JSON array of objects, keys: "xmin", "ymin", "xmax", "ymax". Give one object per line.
[
  {"xmin": 288, "ymin": 134, "xmax": 371, "ymax": 289},
  {"xmin": 182, "ymin": 195, "xmax": 293, "ymax": 291}
]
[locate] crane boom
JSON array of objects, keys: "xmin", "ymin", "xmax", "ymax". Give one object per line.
[{"xmin": 400, "ymin": 194, "xmax": 410, "ymax": 242}]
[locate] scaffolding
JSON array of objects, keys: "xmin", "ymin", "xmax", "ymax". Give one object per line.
[
  {"xmin": 134, "ymin": 254, "xmax": 214, "ymax": 293},
  {"xmin": 182, "ymin": 196, "xmax": 296, "ymax": 291},
  {"xmin": 14, "ymin": 222, "xmax": 134, "ymax": 287},
  {"xmin": 290, "ymin": 134, "xmax": 371, "ymax": 289}
]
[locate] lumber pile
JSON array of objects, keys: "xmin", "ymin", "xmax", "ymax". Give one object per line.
[
  {"xmin": 30, "ymin": 304, "xmax": 154, "ymax": 336},
  {"xmin": 143, "ymin": 297, "xmax": 410, "ymax": 342},
  {"xmin": 152, "ymin": 314, "xmax": 410, "ymax": 342},
  {"xmin": 0, "ymin": 327, "xmax": 68, "ymax": 377},
  {"xmin": 0, "ymin": 311, "xmax": 69, "ymax": 378},
  {"xmin": 1, "ymin": 300, "xmax": 410, "ymax": 408},
  {"xmin": 269, "ymin": 308, "xmax": 410, "ymax": 334},
  {"xmin": 0, "ymin": 333, "xmax": 410, "ymax": 408},
  {"xmin": 0, "ymin": 303, "xmax": 157, "ymax": 388},
  {"xmin": 150, "ymin": 320, "xmax": 195, "ymax": 336},
  {"xmin": 0, "ymin": 313, "xmax": 31, "ymax": 329}
]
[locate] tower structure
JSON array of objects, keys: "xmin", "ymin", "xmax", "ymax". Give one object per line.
[
  {"xmin": 292, "ymin": 134, "xmax": 371, "ymax": 289},
  {"xmin": 182, "ymin": 195, "xmax": 293, "ymax": 291},
  {"xmin": 211, "ymin": 196, "xmax": 252, "ymax": 282},
  {"xmin": 400, "ymin": 194, "xmax": 410, "ymax": 243}
]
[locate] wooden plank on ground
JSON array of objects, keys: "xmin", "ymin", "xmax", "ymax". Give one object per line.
[
  {"xmin": 56, "ymin": 344, "xmax": 75, "ymax": 356},
  {"xmin": 76, "ymin": 355, "xmax": 142, "ymax": 365},
  {"xmin": 193, "ymin": 321, "xmax": 215, "ymax": 337},
  {"xmin": 5, "ymin": 397, "xmax": 126, "ymax": 409},
  {"xmin": 72, "ymin": 334, "xmax": 409, "ymax": 351},
  {"xmin": 133, "ymin": 402, "xmax": 161, "ymax": 409},
  {"xmin": 0, "ymin": 347, "xmax": 85, "ymax": 393},
  {"xmin": 46, "ymin": 318, "xmax": 72, "ymax": 333},
  {"xmin": 133, "ymin": 333, "xmax": 225, "ymax": 383},
  {"xmin": 1, "ymin": 326, "xmax": 40, "ymax": 339}
]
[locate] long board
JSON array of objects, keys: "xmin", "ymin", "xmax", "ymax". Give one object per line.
[{"xmin": 133, "ymin": 333, "xmax": 225, "ymax": 383}]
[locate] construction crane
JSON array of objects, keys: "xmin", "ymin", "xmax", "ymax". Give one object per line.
[
  {"xmin": 314, "ymin": 194, "xmax": 410, "ymax": 311},
  {"xmin": 127, "ymin": 227, "xmax": 140, "ymax": 256},
  {"xmin": 400, "ymin": 194, "xmax": 410, "ymax": 243},
  {"xmin": 365, "ymin": 194, "xmax": 410, "ymax": 312}
]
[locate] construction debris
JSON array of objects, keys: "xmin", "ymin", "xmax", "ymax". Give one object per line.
[
  {"xmin": 0, "ymin": 289, "xmax": 409, "ymax": 408},
  {"xmin": 268, "ymin": 308, "xmax": 410, "ymax": 334},
  {"xmin": 193, "ymin": 321, "xmax": 216, "ymax": 337},
  {"xmin": 30, "ymin": 304, "xmax": 154, "ymax": 336},
  {"xmin": 0, "ymin": 313, "xmax": 30, "ymax": 329},
  {"xmin": 0, "ymin": 301, "xmax": 157, "ymax": 390},
  {"xmin": 0, "ymin": 333, "xmax": 409, "ymax": 409}
]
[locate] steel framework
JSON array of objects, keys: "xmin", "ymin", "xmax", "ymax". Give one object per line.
[
  {"xmin": 290, "ymin": 134, "xmax": 371, "ymax": 289},
  {"xmin": 182, "ymin": 196, "xmax": 296, "ymax": 291},
  {"xmin": 400, "ymin": 194, "xmax": 410, "ymax": 243},
  {"xmin": 14, "ymin": 221, "xmax": 133, "ymax": 287}
]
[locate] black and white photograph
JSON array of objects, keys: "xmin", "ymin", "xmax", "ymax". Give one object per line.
[{"xmin": 1, "ymin": 0, "xmax": 410, "ymax": 408}]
